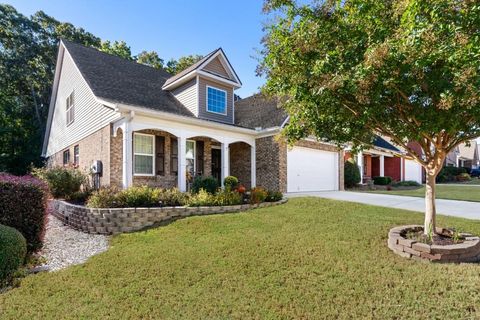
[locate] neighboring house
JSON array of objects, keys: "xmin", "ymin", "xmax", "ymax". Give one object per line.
[
  {"xmin": 344, "ymin": 136, "xmax": 424, "ymax": 184},
  {"xmin": 444, "ymin": 140, "xmax": 479, "ymax": 169},
  {"xmin": 43, "ymin": 40, "xmax": 344, "ymax": 193}
]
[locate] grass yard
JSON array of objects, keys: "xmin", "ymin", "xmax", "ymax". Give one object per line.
[
  {"xmin": 365, "ymin": 184, "xmax": 480, "ymax": 202},
  {"xmin": 1, "ymin": 198, "xmax": 480, "ymax": 319}
]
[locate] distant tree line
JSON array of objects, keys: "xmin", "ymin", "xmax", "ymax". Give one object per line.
[{"xmin": 0, "ymin": 4, "xmax": 202, "ymax": 174}]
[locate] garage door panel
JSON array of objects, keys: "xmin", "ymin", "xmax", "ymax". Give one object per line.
[{"xmin": 287, "ymin": 147, "xmax": 338, "ymax": 192}]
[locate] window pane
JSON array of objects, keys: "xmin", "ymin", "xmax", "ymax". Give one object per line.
[
  {"xmin": 134, "ymin": 155, "xmax": 153, "ymax": 174},
  {"xmin": 134, "ymin": 134, "xmax": 153, "ymax": 154},
  {"xmin": 186, "ymin": 141, "xmax": 195, "ymax": 160},
  {"xmin": 207, "ymin": 87, "xmax": 226, "ymax": 114}
]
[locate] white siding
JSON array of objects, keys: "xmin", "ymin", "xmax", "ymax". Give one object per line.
[
  {"xmin": 171, "ymin": 78, "xmax": 198, "ymax": 116},
  {"xmin": 45, "ymin": 48, "xmax": 120, "ymax": 157}
]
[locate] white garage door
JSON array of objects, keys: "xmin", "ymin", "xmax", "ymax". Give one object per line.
[
  {"xmin": 404, "ymin": 159, "xmax": 423, "ymax": 184},
  {"xmin": 287, "ymin": 146, "xmax": 338, "ymax": 192}
]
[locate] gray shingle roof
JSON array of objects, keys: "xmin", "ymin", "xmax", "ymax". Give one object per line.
[
  {"xmin": 162, "ymin": 48, "xmax": 220, "ymax": 87},
  {"xmin": 234, "ymin": 93, "xmax": 288, "ymax": 129},
  {"xmin": 62, "ymin": 39, "xmax": 194, "ymax": 116}
]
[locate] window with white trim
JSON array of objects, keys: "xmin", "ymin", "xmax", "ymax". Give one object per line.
[
  {"xmin": 66, "ymin": 91, "xmax": 75, "ymax": 125},
  {"xmin": 134, "ymin": 133, "xmax": 155, "ymax": 175},
  {"xmin": 206, "ymin": 86, "xmax": 226, "ymax": 114}
]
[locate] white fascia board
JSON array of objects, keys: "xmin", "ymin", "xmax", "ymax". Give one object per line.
[
  {"xmin": 161, "ymin": 72, "xmax": 197, "ymax": 90},
  {"xmin": 115, "ymin": 103, "xmax": 258, "ymax": 136},
  {"xmin": 199, "ymin": 49, "xmax": 242, "ymax": 85},
  {"xmin": 196, "ymin": 70, "xmax": 241, "ymax": 88}
]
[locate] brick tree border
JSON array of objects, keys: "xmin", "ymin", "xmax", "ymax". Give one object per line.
[
  {"xmin": 388, "ymin": 225, "xmax": 480, "ymax": 263},
  {"xmin": 52, "ymin": 199, "xmax": 288, "ymax": 235}
]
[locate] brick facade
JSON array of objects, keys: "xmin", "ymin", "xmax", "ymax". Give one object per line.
[
  {"xmin": 48, "ymin": 125, "xmax": 112, "ymax": 187},
  {"xmin": 229, "ymin": 142, "xmax": 252, "ymax": 189}
]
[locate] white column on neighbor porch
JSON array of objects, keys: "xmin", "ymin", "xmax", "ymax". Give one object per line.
[
  {"xmin": 357, "ymin": 151, "xmax": 364, "ymax": 184},
  {"xmin": 178, "ymin": 136, "xmax": 187, "ymax": 192},
  {"xmin": 221, "ymin": 142, "xmax": 230, "ymax": 187},
  {"xmin": 379, "ymin": 155, "xmax": 385, "ymax": 177},
  {"xmin": 122, "ymin": 121, "xmax": 133, "ymax": 188},
  {"xmin": 250, "ymin": 143, "xmax": 256, "ymax": 188}
]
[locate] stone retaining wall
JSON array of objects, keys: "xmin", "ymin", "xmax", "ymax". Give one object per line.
[
  {"xmin": 52, "ymin": 199, "xmax": 288, "ymax": 235},
  {"xmin": 388, "ymin": 225, "xmax": 480, "ymax": 263}
]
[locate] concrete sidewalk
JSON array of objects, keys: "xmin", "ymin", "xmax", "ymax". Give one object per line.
[{"xmin": 287, "ymin": 191, "xmax": 480, "ymax": 220}]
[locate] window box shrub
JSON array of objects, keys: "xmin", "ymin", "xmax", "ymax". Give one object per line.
[
  {"xmin": 0, "ymin": 224, "xmax": 26, "ymax": 286},
  {"xmin": 0, "ymin": 174, "xmax": 48, "ymax": 252}
]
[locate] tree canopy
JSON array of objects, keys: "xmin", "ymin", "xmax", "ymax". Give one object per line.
[
  {"xmin": 261, "ymin": 0, "xmax": 480, "ymax": 232},
  {"xmin": 165, "ymin": 54, "xmax": 204, "ymax": 75}
]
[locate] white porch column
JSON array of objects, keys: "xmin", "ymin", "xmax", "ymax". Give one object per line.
[
  {"xmin": 250, "ymin": 143, "xmax": 256, "ymax": 188},
  {"xmin": 357, "ymin": 151, "xmax": 364, "ymax": 184},
  {"xmin": 221, "ymin": 142, "xmax": 230, "ymax": 187},
  {"xmin": 379, "ymin": 155, "xmax": 385, "ymax": 177},
  {"xmin": 178, "ymin": 136, "xmax": 187, "ymax": 192},
  {"xmin": 122, "ymin": 121, "xmax": 133, "ymax": 189}
]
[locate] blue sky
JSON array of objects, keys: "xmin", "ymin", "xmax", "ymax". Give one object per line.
[{"xmin": 4, "ymin": 0, "xmax": 268, "ymax": 97}]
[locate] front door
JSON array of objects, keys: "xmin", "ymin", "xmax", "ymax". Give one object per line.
[{"xmin": 211, "ymin": 148, "xmax": 221, "ymax": 186}]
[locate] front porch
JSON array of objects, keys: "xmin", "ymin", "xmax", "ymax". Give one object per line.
[
  {"xmin": 112, "ymin": 113, "xmax": 256, "ymax": 191},
  {"xmin": 355, "ymin": 150, "xmax": 403, "ymax": 184}
]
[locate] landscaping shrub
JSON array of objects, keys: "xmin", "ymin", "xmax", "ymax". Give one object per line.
[
  {"xmin": 223, "ymin": 176, "xmax": 239, "ymax": 190},
  {"xmin": 344, "ymin": 160, "xmax": 361, "ymax": 188},
  {"xmin": 456, "ymin": 173, "xmax": 471, "ymax": 182},
  {"xmin": 392, "ymin": 180, "xmax": 421, "ymax": 187},
  {"xmin": 116, "ymin": 185, "xmax": 161, "ymax": 208},
  {"xmin": 187, "ymin": 189, "xmax": 242, "ymax": 207},
  {"xmin": 86, "ymin": 187, "xmax": 121, "ymax": 208},
  {"xmin": 157, "ymin": 188, "xmax": 188, "ymax": 207},
  {"xmin": 437, "ymin": 166, "xmax": 467, "ymax": 183},
  {"xmin": 33, "ymin": 166, "xmax": 87, "ymax": 199},
  {"xmin": 0, "ymin": 224, "xmax": 27, "ymax": 286},
  {"xmin": 250, "ymin": 187, "xmax": 268, "ymax": 204},
  {"xmin": 0, "ymin": 174, "xmax": 48, "ymax": 252},
  {"xmin": 265, "ymin": 190, "xmax": 283, "ymax": 202},
  {"xmin": 373, "ymin": 176, "xmax": 392, "ymax": 185},
  {"xmin": 191, "ymin": 176, "xmax": 218, "ymax": 194}
]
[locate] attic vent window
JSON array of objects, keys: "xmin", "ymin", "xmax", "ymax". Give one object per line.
[
  {"xmin": 66, "ymin": 91, "xmax": 75, "ymax": 126},
  {"xmin": 206, "ymin": 86, "xmax": 226, "ymax": 115}
]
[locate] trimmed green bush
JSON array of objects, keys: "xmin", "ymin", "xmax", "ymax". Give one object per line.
[
  {"xmin": 116, "ymin": 186, "xmax": 161, "ymax": 208},
  {"xmin": 191, "ymin": 176, "xmax": 218, "ymax": 194},
  {"xmin": 265, "ymin": 190, "xmax": 283, "ymax": 202},
  {"xmin": 373, "ymin": 176, "xmax": 392, "ymax": 185},
  {"xmin": 157, "ymin": 188, "xmax": 188, "ymax": 207},
  {"xmin": 86, "ymin": 187, "xmax": 121, "ymax": 208},
  {"xmin": 0, "ymin": 174, "xmax": 48, "ymax": 252},
  {"xmin": 0, "ymin": 224, "xmax": 27, "ymax": 286},
  {"xmin": 437, "ymin": 166, "xmax": 467, "ymax": 183},
  {"xmin": 33, "ymin": 166, "xmax": 87, "ymax": 200},
  {"xmin": 456, "ymin": 173, "xmax": 471, "ymax": 182},
  {"xmin": 187, "ymin": 189, "xmax": 242, "ymax": 207},
  {"xmin": 344, "ymin": 160, "xmax": 361, "ymax": 188},
  {"xmin": 223, "ymin": 176, "xmax": 239, "ymax": 190}
]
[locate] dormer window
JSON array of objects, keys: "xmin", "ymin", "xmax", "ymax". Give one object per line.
[
  {"xmin": 206, "ymin": 86, "xmax": 227, "ymax": 115},
  {"xmin": 66, "ymin": 91, "xmax": 75, "ymax": 126}
]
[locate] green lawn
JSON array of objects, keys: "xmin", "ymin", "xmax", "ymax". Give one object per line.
[
  {"xmin": 1, "ymin": 198, "xmax": 480, "ymax": 319},
  {"xmin": 365, "ymin": 185, "xmax": 480, "ymax": 202}
]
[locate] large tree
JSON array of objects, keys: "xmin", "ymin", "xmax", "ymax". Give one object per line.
[
  {"xmin": 165, "ymin": 54, "xmax": 203, "ymax": 74},
  {"xmin": 261, "ymin": 0, "xmax": 480, "ymax": 233}
]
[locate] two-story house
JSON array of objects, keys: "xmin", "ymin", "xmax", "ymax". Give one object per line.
[{"xmin": 42, "ymin": 40, "xmax": 345, "ymax": 193}]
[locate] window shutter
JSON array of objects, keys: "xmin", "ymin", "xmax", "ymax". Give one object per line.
[
  {"xmin": 170, "ymin": 137, "xmax": 178, "ymax": 174},
  {"xmin": 196, "ymin": 141, "xmax": 204, "ymax": 175},
  {"xmin": 156, "ymin": 136, "xmax": 165, "ymax": 175}
]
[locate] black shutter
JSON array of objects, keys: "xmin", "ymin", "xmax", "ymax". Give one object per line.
[
  {"xmin": 156, "ymin": 136, "xmax": 165, "ymax": 175},
  {"xmin": 171, "ymin": 137, "xmax": 178, "ymax": 174},
  {"xmin": 196, "ymin": 141, "xmax": 204, "ymax": 175}
]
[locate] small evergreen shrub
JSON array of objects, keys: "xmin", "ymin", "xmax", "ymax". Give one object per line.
[
  {"xmin": 344, "ymin": 160, "xmax": 361, "ymax": 188},
  {"xmin": 116, "ymin": 185, "xmax": 161, "ymax": 208},
  {"xmin": 33, "ymin": 166, "xmax": 87, "ymax": 199},
  {"xmin": 157, "ymin": 188, "xmax": 188, "ymax": 207},
  {"xmin": 373, "ymin": 176, "xmax": 392, "ymax": 185},
  {"xmin": 187, "ymin": 189, "xmax": 212, "ymax": 207},
  {"xmin": 86, "ymin": 187, "xmax": 121, "ymax": 208},
  {"xmin": 223, "ymin": 176, "xmax": 239, "ymax": 190},
  {"xmin": 187, "ymin": 189, "xmax": 242, "ymax": 207},
  {"xmin": 265, "ymin": 190, "xmax": 283, "ymax": 202},
  {"xmin": 0, "ymin": 224, "xmax": 27, "ymax": 286},
  {"xmin": 456, "ymin": 173, "xmax": 471, "ymax": 182},
  {"xmin": 0, "ymin": 174, "xmax": 48, "ymax": 252},
  {"xmin": 437, "ymin": 166, "xmax": 467, "ymax": 183},
  {"xmin": 250, "ymin": 187, "xmax": 268, "ymax": 204},
  {"xmin": 191, "ymin": 176, "xmax": 218, "ymax": 194}
]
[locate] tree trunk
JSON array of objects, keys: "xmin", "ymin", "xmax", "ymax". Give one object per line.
[{"xmin": 424, "ymin": 170, "xmax": 437, "ymax": 235}]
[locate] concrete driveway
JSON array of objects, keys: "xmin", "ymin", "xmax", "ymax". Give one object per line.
[{"xmin": 287, "ymin": 191, "xmax": 480, "ymax": 220}]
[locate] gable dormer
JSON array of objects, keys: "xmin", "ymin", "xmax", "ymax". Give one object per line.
[{"xmin": 162, "ymin": 48, "xmax": 241, "ymax": 124}]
